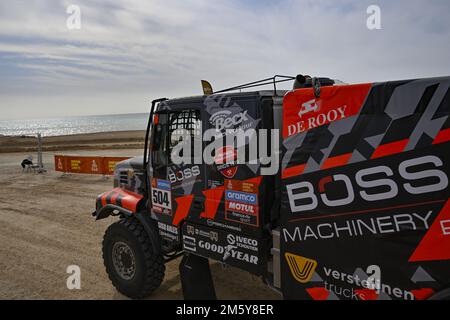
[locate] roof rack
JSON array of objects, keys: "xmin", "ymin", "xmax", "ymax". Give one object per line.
[{"xmin": 214, "ymin": 75, "xmax": 296, "ymax": 94}]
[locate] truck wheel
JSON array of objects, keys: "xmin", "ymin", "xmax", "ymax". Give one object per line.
[{"xmin": 102, "ymin": 217, "xmax": 165, "ymax": 299}]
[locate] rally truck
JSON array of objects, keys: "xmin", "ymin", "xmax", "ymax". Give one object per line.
[{"xmin": 93, "ymin": 74, "xmax": 450, "ymax": 300}]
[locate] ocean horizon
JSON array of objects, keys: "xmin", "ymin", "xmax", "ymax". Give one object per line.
[{"xmin": 0, "ymin": 113, "xmax": 149, "ymax": 137}]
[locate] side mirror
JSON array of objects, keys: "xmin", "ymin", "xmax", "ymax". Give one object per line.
[
  {"xmin": 151, "ymin": 123, "xmax": 167, "ymax": 169},
  {"xmin": 152, "ymin": 124, "xmax": 163, "ymax": 150}
]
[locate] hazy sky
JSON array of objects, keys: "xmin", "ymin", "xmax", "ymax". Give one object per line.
[{"xmin": 1, "ymin": 0, "xmax": 450, "ymax": 119}]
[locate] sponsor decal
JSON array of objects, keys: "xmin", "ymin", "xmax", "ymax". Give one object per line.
[
  {"xmin": 219, "ymin": 166, "xmax": 238, "ymax": 179},
  {"xmin": 209, "ymin": 110, "xmax": 249, "ymax": 131},
  {"xmin": 197, "ymin": 240, "xmax": 258, "ymax": 265},
  {"xmin": 215, "ymin": 146, "xmax": 238, "ymax": 179},
  {"xmin": 286, "ymin": 155, "xmax": 448, "ymax": 218},
  {"xmin": 285, "ymin": 253, "xmax": 318, "ymax": 283},
  {"xmin": 286, "ymin": 254, "xmax": 415, "ymax": 300},
  {"xmin": 225, "ymin": 210, "xmax": 259, "ymax": 227},
  {"xmin": 289, "ymin": 105, "xmax": 347, "ymax": 136},
  {"xmin": 158, "ymin": 222, "xmax": 178, "ymax": 235},
  {"xmin": 226, "ymin": 201, "xmax": 257, "ymax": 215},
  {"xmin": 158, "ymin": 222, "xmax": 179, "ymax": 241},
  {"xmin": 159, "ymin": 231, "xmax": 177, "ymax": 240},
  {"xmin": 283, "ymin": 210, "xmax": 433, "ymax": 242},
  {"xmin": 225, "ymin": 190, "xmax": 258, "ymax": 205},
  {"xmin": 206, "ymin": 219, "xmax": 242, "ymax": 232},
  {"xmin": 186, "ymin": 224, "xmax": 219, "ymax": 242},
  {"xmin": 182, "ymin": 235, "xmax": 197, "ymax": 252},
  {"xmin": 187, "ymin": 225, "xmax": 195, "ymax": 236},
  {"xmin": 208, "ymin": 179, "xmax": 224, "ymax": 188},
  {"xmin": 298, "ymin": 99, "xmax": 321, "ymax": 118},
  {"xmin": 227, "ymin": 234, "xmax": 258, "ymax": 252},
  {"xmin": 214, "ymin": 146, "xmax": 237, "ymax": 164},
  {"xmin": 168, "ymin": 166, "xmax": 201, "ymax": 184},
  {"xmin": 225, "ymin": 179, "xmax": 259, "ymax": 193},
  {"xmin": 282, "ymin": 83, "xmax": 371, "ymax": 138},
  {"xmin": 320, "ymin": 266, "xmax": 414, "ymax": 300},
  {"xmin": 182, "ymin": 224, "xmax": 259, "ymax": 266},
  {"xmin": 321, "ymin": 282, "xmax": 362, "ymax": 300},
  {"xmin": 225, "ymin": 190, "xmax": 259, "ymax": 227},
  {"xmin": 151, "ymin": 179, "xmax": 172, "ymax": 214},
  {"xmin": 156, "ymin": 179, "xmax": 171, "ymax": 190}
]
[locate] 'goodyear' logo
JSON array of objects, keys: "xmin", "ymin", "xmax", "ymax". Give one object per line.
[{"xmin": 285, "ymin": 253, "xmax": 317, "ymax": 284}]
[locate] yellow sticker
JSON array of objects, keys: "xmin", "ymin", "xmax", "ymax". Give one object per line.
[{"xmin": 285, "ymin": 253, "xmax": 318, "ymax": 284}]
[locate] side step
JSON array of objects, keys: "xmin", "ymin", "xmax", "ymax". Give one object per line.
[{"xmin": 270, "ymin": 229, "xmax": 281, "ymax": 289}]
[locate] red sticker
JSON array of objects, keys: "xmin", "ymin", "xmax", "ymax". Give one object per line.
[
  {"xmin": 215, "ymin": 146, "xmax": 238, "ymax": 178},
  {"xmin": 221, "ymin": 166, "xmax": 238, "ymax": 179},
  {"xmin": 283, "ymin": 84, "xmax": 372, "ymax": 138},
  {"xmin": 225, "ymin": 201, "xmax": 258, "ymax": 216},
  {"xmin": 214, "ymin": 146, "xmax": 237, "ymax": 164}
]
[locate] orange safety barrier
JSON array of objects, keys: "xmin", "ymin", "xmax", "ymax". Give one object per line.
[
  {"xmin": 54, "ymin": 155, "xmax": 130, "ymax": 175},
  {"xmin": 102, "ymin": 157, "xmax": 131, "ymax": 175}
]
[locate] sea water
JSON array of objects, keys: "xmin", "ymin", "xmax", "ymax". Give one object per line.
[{"xmin": 0, "ymin": 113, "xmax": 148, "ymax": 137}]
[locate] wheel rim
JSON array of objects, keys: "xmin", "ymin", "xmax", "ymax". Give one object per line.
[{"xmin": 112, "ymin": 241, "xmax": 136, "ymax": 281}]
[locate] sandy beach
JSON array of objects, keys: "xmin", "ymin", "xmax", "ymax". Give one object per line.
[
  {"xmin": 0, "ymin": 133, "xmax": 279, "ymax": 300},
  {"xmin": 0, "ymin": 131, "xmax": 146, "ymax": 153}
]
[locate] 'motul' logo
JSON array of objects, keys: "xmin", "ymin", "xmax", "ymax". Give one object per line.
[{"xmin": 285, "ymin": 253, "xmax": 317, "ymax": 284}]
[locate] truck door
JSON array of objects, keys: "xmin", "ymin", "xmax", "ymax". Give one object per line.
[{"xmin": 180, "ymin": 94, "xmax": 273, "ymax": 276}]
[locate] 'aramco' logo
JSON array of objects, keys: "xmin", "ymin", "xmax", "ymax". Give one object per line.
[{"xmin": 285, "ymin": 253, "xmax": 317, "ymax": 284}]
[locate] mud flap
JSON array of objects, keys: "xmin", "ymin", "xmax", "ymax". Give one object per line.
[{"xmin": 180, "ymin": 254, "xmax": 216, "ymax": 300}]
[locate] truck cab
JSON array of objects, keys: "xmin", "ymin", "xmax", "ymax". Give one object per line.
[{"xmin": 148, "ymin": 91, "xmax": 285, "ymax": 276}]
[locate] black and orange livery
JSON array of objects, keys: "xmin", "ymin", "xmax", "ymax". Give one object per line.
[
  {"xmin": 96, "ymin": 188, "xmax": 144, "ymax": 217},
  {"xmin": 94, "ymin": 75, "xmax": 450, "ymax": 300},
  {"xmin": 280, "ymin": 77, "xmax": 450, "ymax": 300}
]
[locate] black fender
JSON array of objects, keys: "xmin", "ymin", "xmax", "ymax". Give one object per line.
[
  {"xmin": 94, "ymin": 188, "xmax": 145, "ymax": 219},
  {"xmin": 93, "ymin": 204, "xmax": 133, "ymax": 220},
  {"xmin": 93, "ymin": 205, "xmax": 162, "ymax": 255}
]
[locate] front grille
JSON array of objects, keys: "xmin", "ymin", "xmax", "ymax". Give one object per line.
[{"xmin": 119, "ymin": 171, "xmax": 129, "ymax": 185}]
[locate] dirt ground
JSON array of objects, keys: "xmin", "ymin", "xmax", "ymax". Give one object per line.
[{"xmin": 0, "ymin": 149, "xmax": 280, "ymax": 300}]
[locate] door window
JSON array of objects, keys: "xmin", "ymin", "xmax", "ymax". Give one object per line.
[{"xmin": 168, "ymin": 109, "xmax": 201, "ymax": 164}]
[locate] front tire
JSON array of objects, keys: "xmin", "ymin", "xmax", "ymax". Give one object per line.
[{"xmin": 102, "ymin": 217, "xmax": 165, "ymax": 299}]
